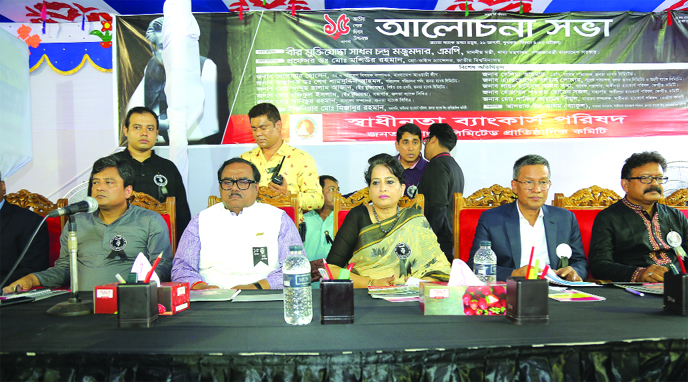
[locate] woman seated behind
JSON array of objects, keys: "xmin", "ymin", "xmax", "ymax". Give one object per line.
[{"xmin": 326, "ymin": 153, "xmax": 452, "ymax": 288}]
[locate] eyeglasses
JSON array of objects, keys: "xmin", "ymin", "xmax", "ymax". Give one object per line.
[
  {"xmin": 220, "ymin": 178, "xmax": 257, "ymax": 190},
  {"xmin": 513, "ymin": 180, "xmax": 552, "ymax": 191},
  {"xmin": 627, "ymin": 176, "xmax": 669, "ymax": 184},
  {"xmin": 422, "ymin": 136, "xmax": 432, "ymax": 145}
]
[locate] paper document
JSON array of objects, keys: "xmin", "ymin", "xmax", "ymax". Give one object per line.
[
  {"xmin": 545, "ymin": 268, "xmax": 599, "ymax": 287},
  {"xmin": 548, "ymin": 289, "xmax": 606, "ymax": 302},
  {"xmin": 190, "ymin": 289, "xmax": 241, "ymax": 302}
]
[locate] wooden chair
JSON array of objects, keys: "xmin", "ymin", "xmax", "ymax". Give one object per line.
[
  {"xmin": 5, "ymin": 189, "xmax": 66, "ymax": 267},
  {"xmin": 663, "ymin": 188, "xmax": 688, "ymax": 206},
  {"xmin": 453, "ymin": 185, "xmax": 516, "ymax": 262},
  {"xmin": 208, "ymin": 186, "xmax": 300, "ymax": 227},
  {"xmin": 661, "ymin": 188, "xmax": 688, "ymax": 219},
  {"xmin": 552, "ymin": 186, "xmax": 621, "ymax": 260},
  {"xmin": 332, "ymin": 188, "xmax": 424, "ymax": 237},
  {"xmin": 552, "ymin": 185, "xmax": 621, "ymax": 208},
  {"xmin": 127, "ymin": 191, "xmax": 177, "ymax": 255},
  {"xmin": 5, "ymin": 189, "xmax": 59, "ymax": 215}
]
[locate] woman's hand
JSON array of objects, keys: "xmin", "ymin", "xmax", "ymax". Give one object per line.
[{"xmin": 370, "ymin": 275, "xmax": 396, "ymax": 286}]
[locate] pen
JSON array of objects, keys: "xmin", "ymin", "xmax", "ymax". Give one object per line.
[
  {"xmin": 230, "ymin": 289, "xmax": 242, "ymax": 300},
  {"xmin": 323, "ymin": 259, "xmax": 335, "ymax": 280},
  {"xmin": 540, "ymin": 265, "xmax": 550, "ymax": 280},
  {"xmin": 668, "ymin": 263, "xmax": 680, "ymax": 275},
  {"xmin": 676, "ymin": 253, "xmax": 687, "ymax": 274},
  {"xmin": 318, "ymin": 268, "xmax": 330, "ymax": 280},
  {"xmin": 526, "ymin": 245, "xmax": 535, "ymax": 280},
  {"xmin": 347, "ymin": 263, "xmax": 355, "ymax": 271},
  {"xmin": 115, "ymin": 274, "xmax": 126, "ymax": 284},
  {"xmin": 144, "ymin": 252, "xmax": 163, "ymax": 284},
  {"xmin": 625, "ymin": 288, "xmax": 644, "ymax": 297}
]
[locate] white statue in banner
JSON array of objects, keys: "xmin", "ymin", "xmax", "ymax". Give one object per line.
[{"xmin": 126, "ymin": 15, "xmax": 219, "ymax": 145}]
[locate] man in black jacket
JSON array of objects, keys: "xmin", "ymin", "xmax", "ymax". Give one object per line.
[
  {"xmin": 418, "ymin": 123, "xmax": 464, "ymax": 263},
  {"xmin": 113, "ymin": 106, "xmax": 191, "ymax": 243}
]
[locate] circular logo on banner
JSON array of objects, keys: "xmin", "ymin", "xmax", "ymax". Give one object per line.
[
  {"xmin": 295, "ymin": 117, "xmax": 317, "ymax": 140},
  {"xmin": 153, "ymin": 174, "xmax": 168, "ymax": 187},
  {"xmin": 394, "ymin": 243, "xmax": 412, "ymax": 260},
  {"xmin": 109, "ymin": 235, "xmax": 128, "ymax": 252},
  {"xmin": 407, "ymin": 185, "xmax": 418, "ymax": 198}
]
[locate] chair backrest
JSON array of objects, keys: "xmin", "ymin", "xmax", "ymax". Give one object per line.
[
  {"xmin": 663, "ymin": 188, "xmax": 688, "ymax": 207},
  {"xmin": 5, "ymin": 189, "xmax": 64, "ymax": 267},
  {"xmin": 332, "ymin": 188, "xmax": 424, "ymax": 237},
  {"xmin": 552, "ymin": 185, "xmax": 621, "ymax": 259},
  {"xmin": 453, "ymin": 185, "xmax": 516, "ymax": 262},
  {"xmin": 127, "ymin": 191, "xmax": 177, "ymax": 255},
  {"xmin": 5, "ymin": 189, "xmax": 57, "ymax": 215},
  {"xmin": 552, "ymin": 185, "xmax": 621, "ymax": 208},
  {"xmin": 208, "ymin": 186, "xmax": 299, "ymax": 227}
]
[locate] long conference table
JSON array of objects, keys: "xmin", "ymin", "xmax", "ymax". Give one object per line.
[{"xmin": 1, "ymin": 287, "xmax": 686, "ymax": 382}]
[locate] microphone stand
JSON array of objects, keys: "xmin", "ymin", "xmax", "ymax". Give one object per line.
[{"xmin": 47, "ymin": 215, "xmax": 92, "ymax": 316}]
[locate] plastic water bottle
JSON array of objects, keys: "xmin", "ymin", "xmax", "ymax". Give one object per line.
[
  {"xmin": 283, "ymin": 245, "xmax": 313, "ymax": 325},
  {"xmin": 473, "ymin": 241, "xmax": 497, "ymax": 283}
]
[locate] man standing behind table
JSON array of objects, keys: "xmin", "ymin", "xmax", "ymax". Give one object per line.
[
  {"xmin": 172, "ymin": 158, "xmax": 304, "ymax": 290},
  {"xmin": 589, "ymin": 151, "xmax": 688, "ymax": 282},
  {"xmin": 2, "ymin": 156, "xmax": 173, "ymax": 293},
  {"xmin": 417, "ymin": 123, "xmax": 465, "ymax": 263},
  {"xmin": 468, "ymin": 155, "xmax": 588, "ymax": 282},
  {"xmin": 113, "ymin": 106, "xmax": 191, "ymax": 243},
  {"xmin": 303, "ymin": 175, "xmax": 339, "ymax": 285},
  {"xmin": 0, "ymin": 171, "xmax": 49, "ymax": 287},
  {"xmin": 394, "ymin": 123, "xmax": 428, "ymax": 198},
  {"xmin": 240, "ymin": 103, "xmax": 323, "ymax": 223}
]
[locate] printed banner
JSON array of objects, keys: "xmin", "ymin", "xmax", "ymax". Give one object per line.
[{"xmin": 117, "ymin": 10, "xmax": 688, "ymax": 145}]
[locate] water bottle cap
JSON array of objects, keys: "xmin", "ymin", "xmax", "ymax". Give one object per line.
[
  {"xmin": 289, "ymin": 245, "xmax": 303, "ymax": 252},
  {"xmin": 480, "ymin": 241, "xmax": 491, "ymax": 247}
]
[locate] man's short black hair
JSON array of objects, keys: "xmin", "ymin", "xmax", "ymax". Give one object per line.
[
  {"xmin": 621, "ymin": 151, "xmax": 668, "ymax": 179},
  {"xmin": 364, "ymin": 153, "xmax": 406, "ymax": 186},
  {"xmin": 319, "ymin": 175, "xmax": 339, "ymax": 188},
  {"xmin": 396, "ymin": 123, "xmax": 422, "ymax": 142},
  {"xmin": 217, "ymin": 157, "xmax": 261, "ymax": 183},
  {"xmin": 427, "ymin": 123, "xmax": 457, "ymax": 151},
  {"xmin": 90, "ymin": 155, "xmax": 135, "ymax": 189},
  {"xmin": 513, "ymin": 154, "xmax": 551, "ymax": 180},
  {"xmin": 124, "ymin": 106, "xmax": 159, "ymax": 130},
  {"xmin": 248, "ymin": 103, "xmax": 281, "ymax": 124}
]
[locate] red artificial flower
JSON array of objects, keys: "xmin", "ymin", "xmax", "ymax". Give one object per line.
[
  {"xmin": 101, "ymin": 20, "xmax": 112, "ymax": 32},
  {"xmin": 17, "ymin": 24, "xmax": 31, "ymax": 40},
  {"xmin": 25, "ymin": 34, "xmax": 41, "ymax": 48}
]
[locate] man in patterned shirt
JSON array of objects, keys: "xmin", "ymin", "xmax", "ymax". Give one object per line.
[
  {"xmin": 240, "ymin": 103, "xmax": 323, "ymax": 223},
  {"xmin": 589, "ymin": 151, "xmax": 688, "ymax": 282}
]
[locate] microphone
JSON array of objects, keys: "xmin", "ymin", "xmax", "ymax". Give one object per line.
[{"xmin": 48, "ymin": 196, "xmax": 99, "ymax": 217}]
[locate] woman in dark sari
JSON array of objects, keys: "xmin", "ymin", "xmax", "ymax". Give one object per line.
[{"xmin": 327, "ymin": 154, "xmax": 451, "ymax": 288}]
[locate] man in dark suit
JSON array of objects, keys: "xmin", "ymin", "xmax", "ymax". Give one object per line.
[
  {"xmin": 417, "ymin": 123, "xmax": 464, "ymax": 263},
  {"xmin": 468, "ymin": 155, "xmax": 588, "ymax": 282},
  {"xmin": 0, "ymin": 172, "xmax": 49, "ymax": 287}
]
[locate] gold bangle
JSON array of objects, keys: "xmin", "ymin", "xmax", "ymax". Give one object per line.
[{"xmin": 368, "ymin": 278, "xmax": 374, "ymax": 287}]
